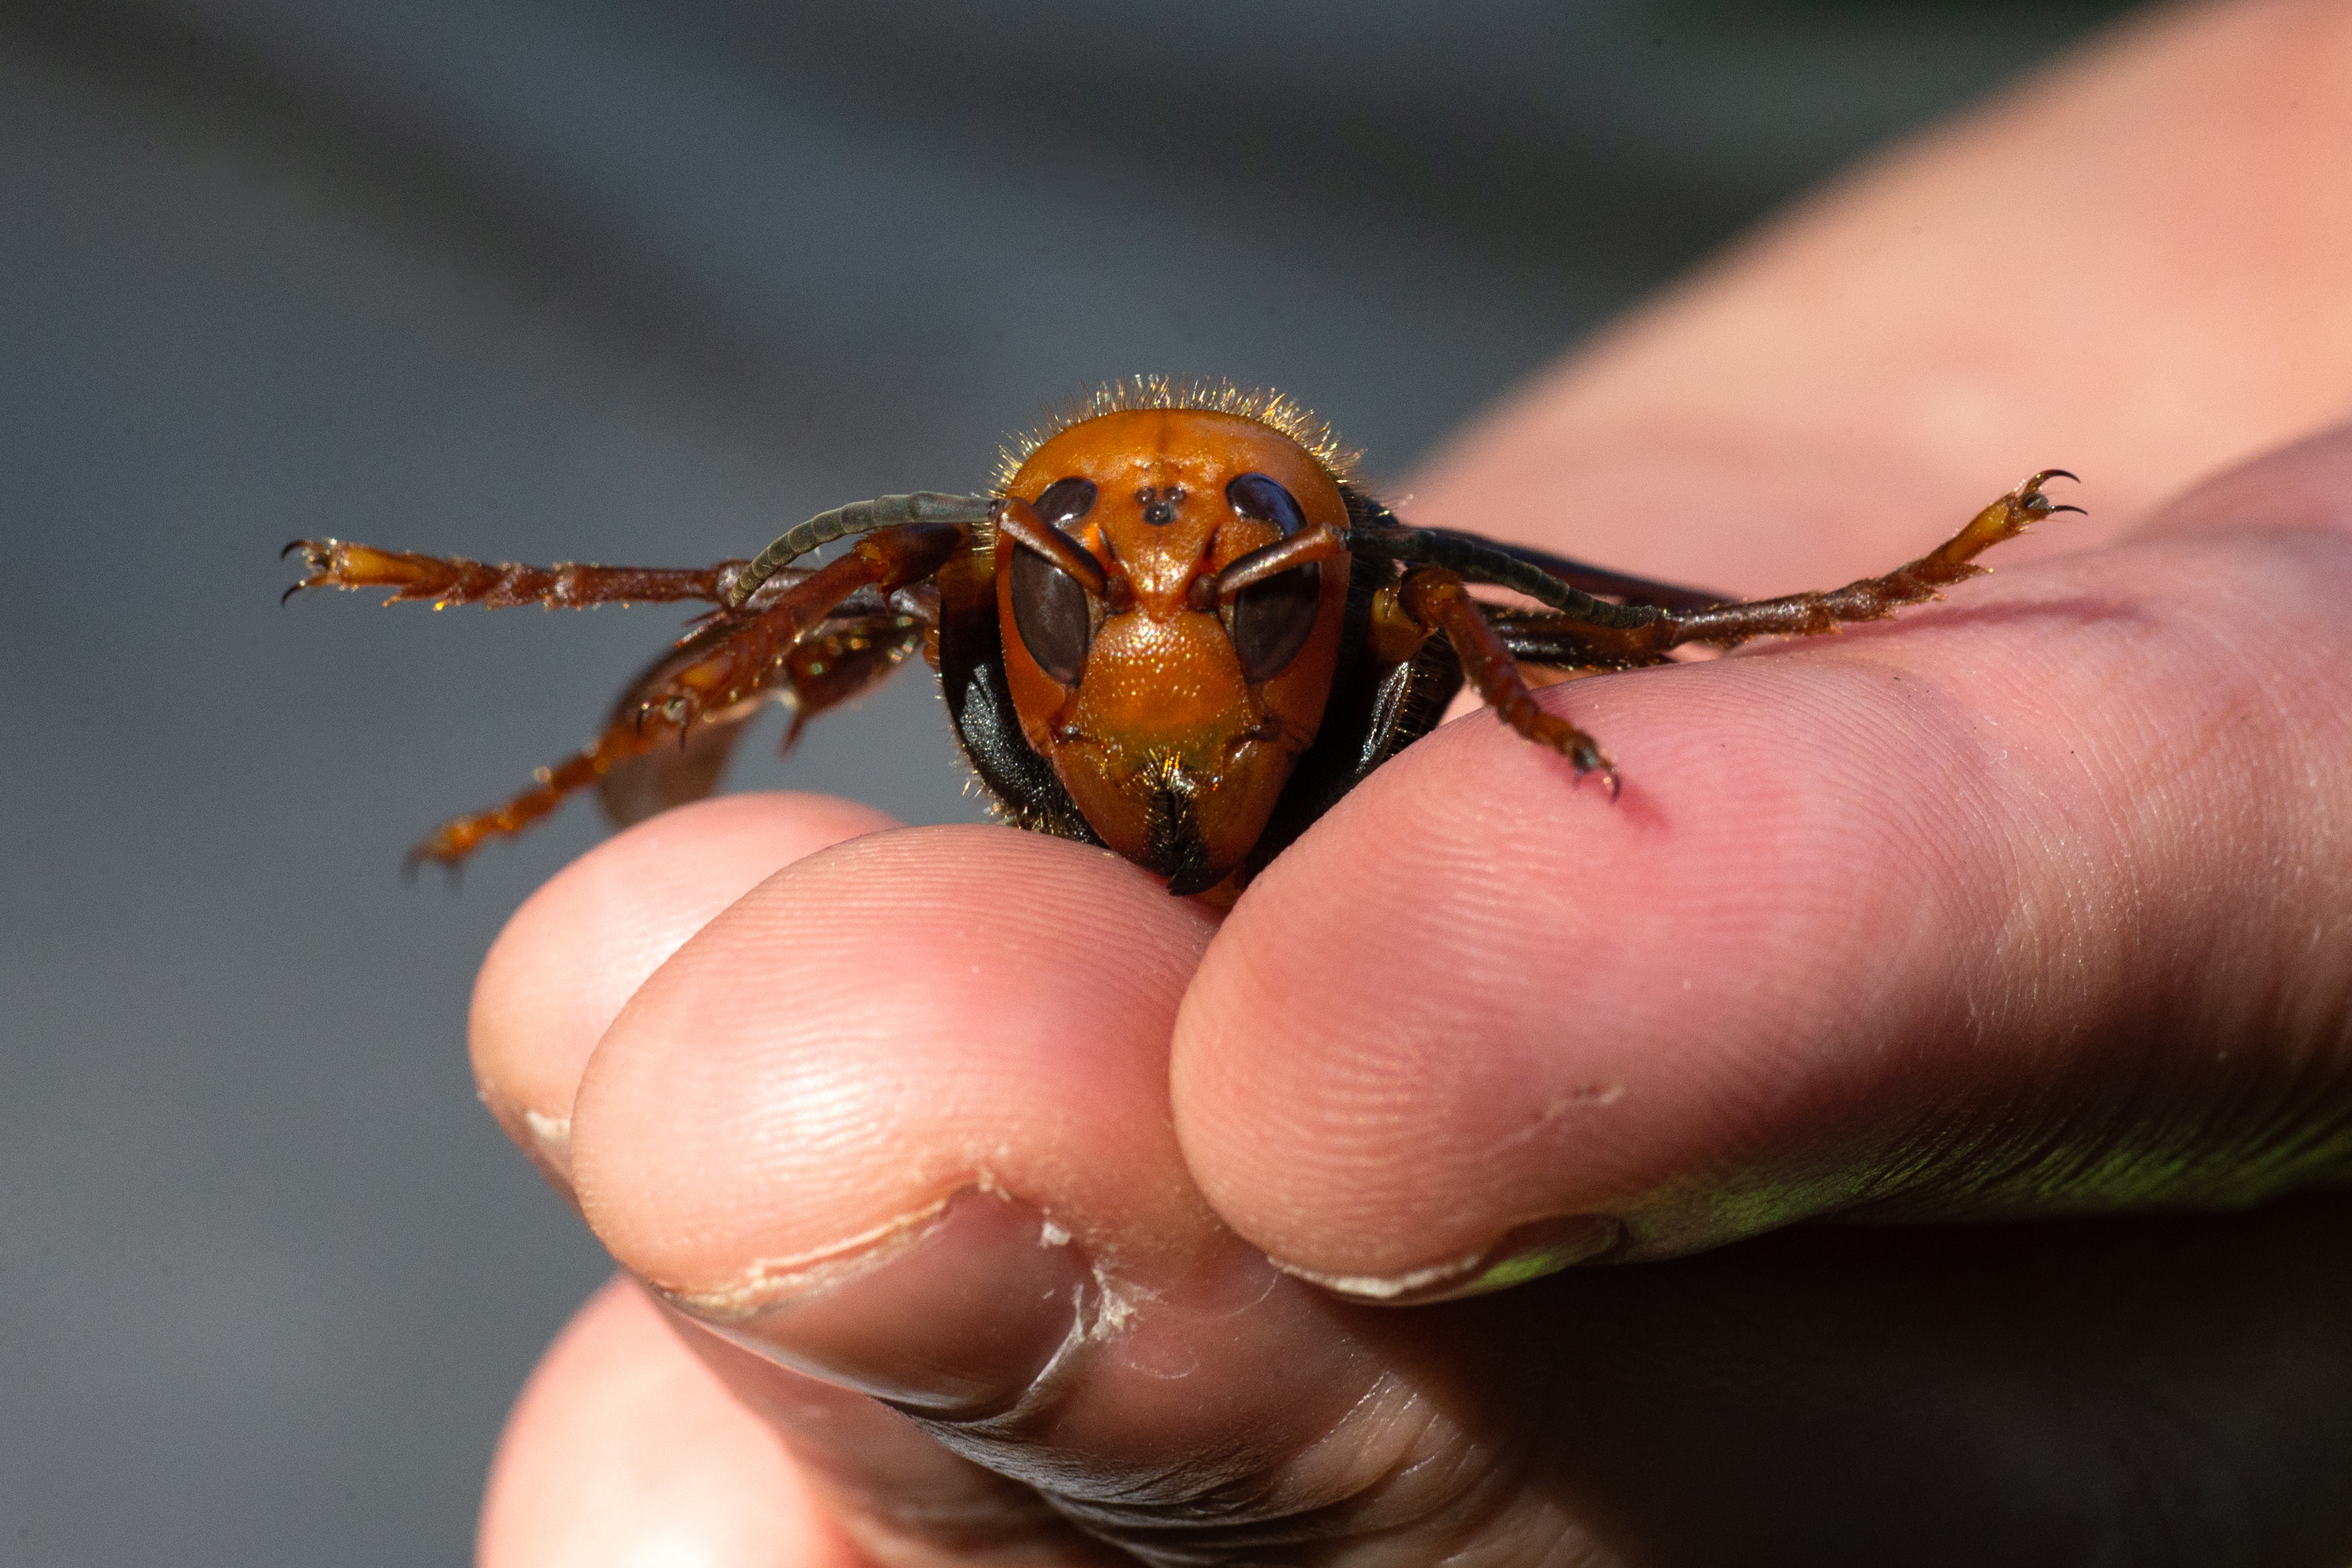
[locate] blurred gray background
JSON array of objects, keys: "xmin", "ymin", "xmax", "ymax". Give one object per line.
[{"xmin": 2, "ymin": 1, "xmax": 2140, "ymax": 1561}]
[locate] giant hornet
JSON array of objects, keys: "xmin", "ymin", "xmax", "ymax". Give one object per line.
[{"xmin": 286, "ymin": 378, "xmax": 2076, "ymax": 903}]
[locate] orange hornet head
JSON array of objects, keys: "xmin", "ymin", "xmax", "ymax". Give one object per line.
[{"xmin": 994, "ymin": 405, "xmax": 1353, "ymax": 894}]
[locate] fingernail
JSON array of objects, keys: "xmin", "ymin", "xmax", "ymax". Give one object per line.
[
  {"xmin": 520, "ymin": 1108, "xmax": 574, "ymax": 1180},
  {"xmin": 478, "ymin": 1086, "xmax": 582, "ymax": 1209},
  {"xmin": 654, "ymin": 1187, "xmax": 1091, "ymax": 1415},
  {"xmin": 1277, "ymin": 1215, "xmax": 1622, "ymax": 1305}
]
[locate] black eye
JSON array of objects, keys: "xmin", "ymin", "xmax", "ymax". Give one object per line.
[
  {"xmin": 1032, "ymin": 477, "xmax": 1097, "ymax": 528},
  {"xmin": 1222, "ymin": 475, "xmax": 1319, "ymax": 681},
  {"xmin": 1230, "ymin": 566, "xmax": 1320, "ymax": 682},
  {"xmin": 1011, "ymin": 548, "xmax": 1092, "ymax": 685},
  {"xmin": 1225, "ymin": 473, "xmax": 1306, "ymax": 535}
]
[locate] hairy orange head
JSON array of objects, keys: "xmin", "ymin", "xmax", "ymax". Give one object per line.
[{"xmin": 994, "ymin": 405, "xmax": 1352, "ymax": 893}]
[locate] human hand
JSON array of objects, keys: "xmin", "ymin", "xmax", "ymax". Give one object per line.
[{"xmin": 472, "ymin": 2, "xmax": 2352, "ymax": 1561}]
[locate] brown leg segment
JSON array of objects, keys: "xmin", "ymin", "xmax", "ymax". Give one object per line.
[
  {"xmin": 596, "ymin": 608, "xmax": 932, "ymax": 827},
  {"xmin": 404, "ymin": 683, "xmax": 723, "ymax": 872},
  {"xmin": 1482, "ymin": 609, "xmax": 1676, "ymax": 674},
  {"xmin": 400, "ymin": 522, "xmax": 967, "ymax": 869},
  {"xmin": 1413, "ymin": 471, "xmax": 2072, "ymax": 796},
  {"xmin": 1401, "ymin": 564, "xmax": 1620, "ymax": 796},
  {"xmin": 282, "ymin": 540, "xmax": 741, "ymax": 609},
  {"xmin": 1578, "ymin": 470, "xmax": 2082, "ymax": 658}
]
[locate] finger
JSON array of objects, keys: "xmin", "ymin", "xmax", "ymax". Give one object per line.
[
  {"xmin": 480, "ymin": 1274, "xmax": 866, "ymax": 1568},
  {"xmin": 515, "ymin": 833, "xmax": 2352, "ymax": 1561},
  {"xmin": 1172, "ymin": 427, "xmax": 2352, "ymax": 1291},
  {"xmin": 570, "ymin": 825, "xmax": 1228, "ymax": 1563},
  {"xmin": 481, "ymin": 813, "xmax": 1148, "ymax": 1566},
  {"xmin": 571, "ymin": 826, "xmax": 1223, "ymax": 1286},
  {"xmin": 1405, "ymin": 0, "xmax": 2352, "ymax": 589},
  {"xmin": 470, "ymin": 791, "xmax": 894, "ymax": 1189},
  {"xmin": 568, "ymin": 829, "xmax": 1624, "ymax": 1563}
]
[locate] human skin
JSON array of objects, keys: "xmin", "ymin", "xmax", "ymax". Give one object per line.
[{"xmin": 472, "ymin": 1, "xmax": 2352, "ymax": 1563}]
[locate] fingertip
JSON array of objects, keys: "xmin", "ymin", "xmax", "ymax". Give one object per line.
[
  {"xmin": 470, "ymin": 793, "xmax": 898, "ymax": 1185},
  {"xmin": 569, "ymin": 825, "xmax": 1220, "ymax": 1297}
]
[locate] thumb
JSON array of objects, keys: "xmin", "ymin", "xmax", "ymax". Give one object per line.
[{"xmin": 1172, "ymin": 425, "xmax": 2352, "ymax": 1292}]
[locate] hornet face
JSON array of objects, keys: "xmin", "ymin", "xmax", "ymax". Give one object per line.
[{"xmin": 994, "ymin": 408, "xmax": 1352, "ymax": 894}]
